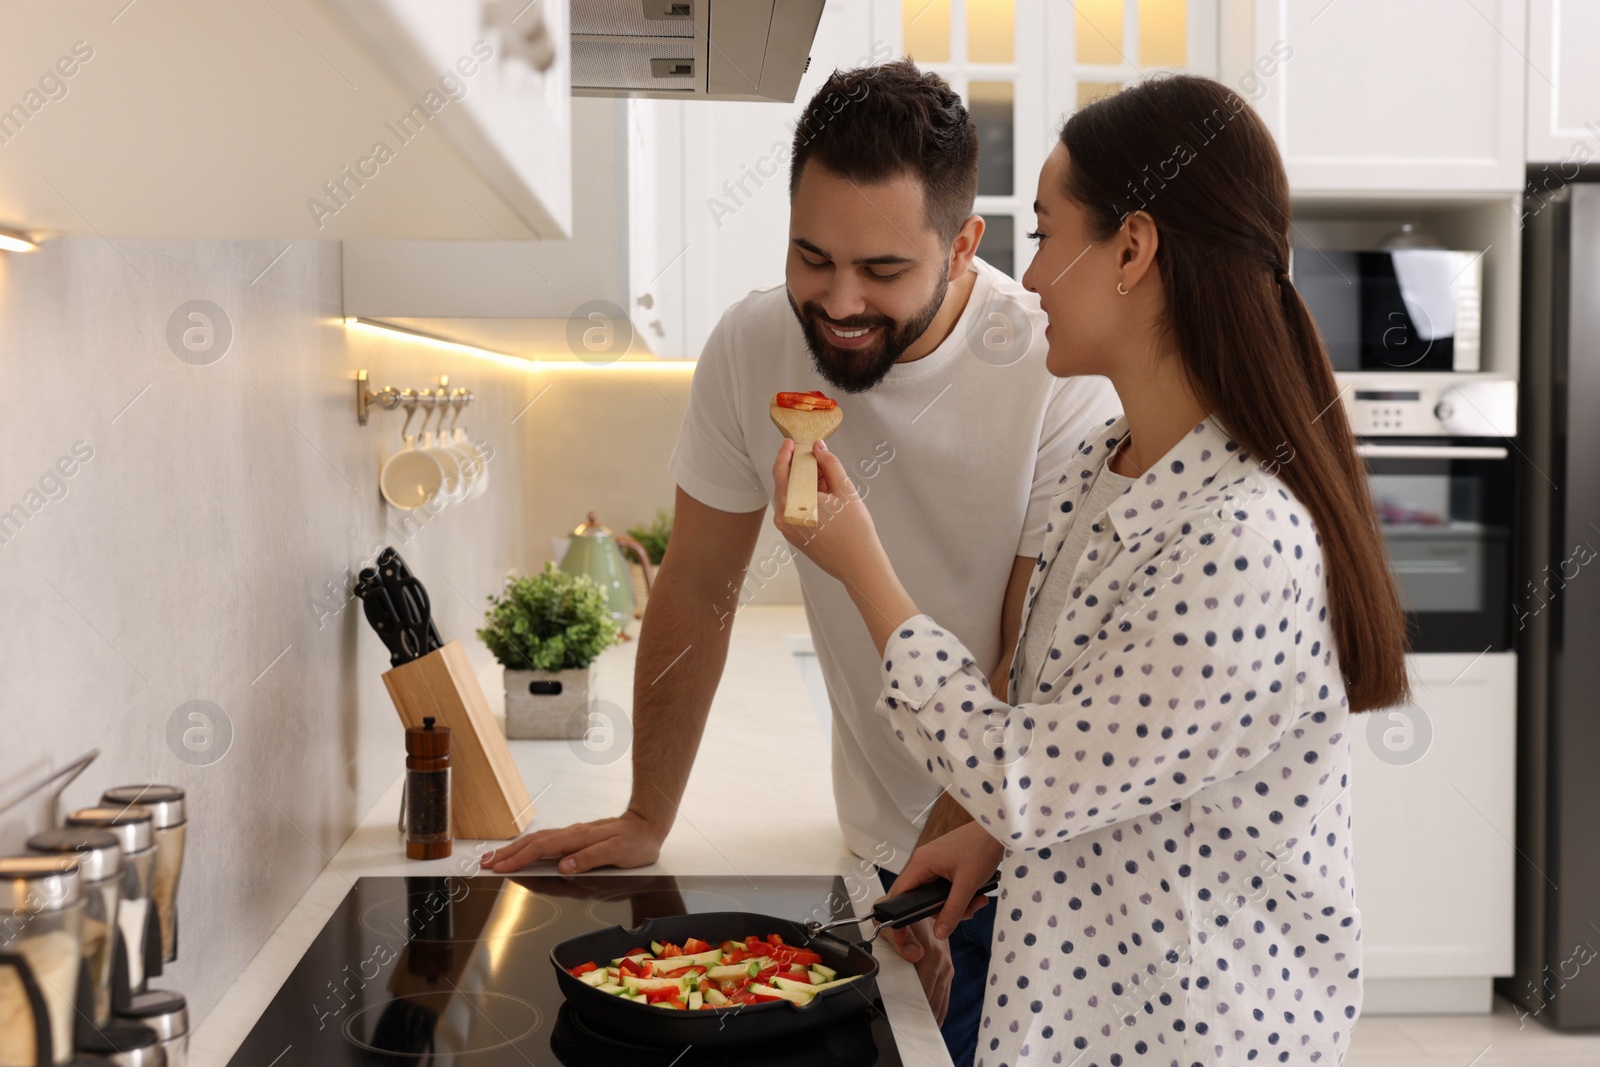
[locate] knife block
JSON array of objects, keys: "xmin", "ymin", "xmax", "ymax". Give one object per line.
[{"xmin": 383, "ymin": 640, "xmax": 536, "ymax": 840}]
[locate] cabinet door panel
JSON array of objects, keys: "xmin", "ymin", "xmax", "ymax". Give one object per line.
[
  {"xmin": 1252, "ymin": 0, "xmax": 1526, "ymax": 192},
  {"xmin": 1526, "ymin": 0, "xmax": 1600, "ymax": 164},
  {"xmin": 1349, "ymin": 653, "xmax": 1516, "ymax": 977},
  {"xmin": 329, "ymin": 0, "xmax": 573, "ymax": 237}
]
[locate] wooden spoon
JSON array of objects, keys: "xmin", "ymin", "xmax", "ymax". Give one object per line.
[{"xmin": 770, "ymin": 399, "xmax": 844, "ymax": 528}]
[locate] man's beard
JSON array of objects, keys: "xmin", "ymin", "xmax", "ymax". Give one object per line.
[{"xmin": 787, "ymin": 274, "xmax": 949, "ymax": 394}]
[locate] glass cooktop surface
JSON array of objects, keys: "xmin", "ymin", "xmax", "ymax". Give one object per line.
[{"xmin": 225, "ymin": 875, "xmax": 906, "ymax": 1066}]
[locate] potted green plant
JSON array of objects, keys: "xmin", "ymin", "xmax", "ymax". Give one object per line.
[
  {"xmin": 624, "ymin": 508, "xmax": 672, "ymax": 615},
  {"xmin": 479, "ymin": 563, "xmax": 621, "ymax": 739}
]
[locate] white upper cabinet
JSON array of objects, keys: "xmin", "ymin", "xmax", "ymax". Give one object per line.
[
  {"xmin": 628, "ymin": 0, "xmax": 1218, "ymax": 358},
  {"xmin": 0, "ymin": 0, "xmax": 570, "ymax": 240},
  {"xmin": 326, "ymin": 0, "xmax": 572, "ymax": 237},
  {"xmin": 1526, "ymin": 0, "xmax": 1600, "ymax": 164},
  {"xmin": 1241, "ymin": 0, "xmax": 1528, "ymax": 194}
]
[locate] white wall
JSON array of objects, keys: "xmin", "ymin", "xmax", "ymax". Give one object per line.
[{"xmin": 0, "ymin": 235, "xmax": 798, "ymax": 1026}]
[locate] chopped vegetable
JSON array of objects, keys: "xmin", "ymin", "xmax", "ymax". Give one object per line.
[
  {"xmin": 566, "ymin": 933, "xmax": 859, "ymax": 1010},
  {"xmin": 774, "ymin": 390, "xmax": 839, "ymax": 412}
]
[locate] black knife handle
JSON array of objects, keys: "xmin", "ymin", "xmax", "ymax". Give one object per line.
[{"xmin": 871, "ymin": 872, "xmax": 1001, "ymax": 930}]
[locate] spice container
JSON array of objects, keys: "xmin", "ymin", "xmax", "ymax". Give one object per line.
[
  {"xmin": 23, "ymin": 829, "xmax": 121, "ymax": 1030},
  {"xmin": 64, "ymin": 808, "xmax": 157, "ymax": 1004},
  {"xmin": 0, "ymin": 855, "xmax": 84, "ymax": 1067},
  {"xmin": 99, "ymin": 787, "xmax": 185, "ymax": 965},
  {"xmin": 118, "ymin": 990, "xmax": 187, "ymax": 1067},
  {"xmin": 405, "ymin": 717, "xmax": 452, "ymax": 860},
  {"xmin": 100, "ymin": 1032, "xmax": 166, "ymax": 1067}
]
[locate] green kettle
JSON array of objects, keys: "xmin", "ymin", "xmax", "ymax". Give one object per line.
[{"xmin": 560, "ymin": 512, "xmax": 655, "ymax": 625}]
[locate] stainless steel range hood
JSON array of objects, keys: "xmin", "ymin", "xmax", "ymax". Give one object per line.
[{"xmin": 571, "ymin": 0, "xmax": 824, "ymax": 102}]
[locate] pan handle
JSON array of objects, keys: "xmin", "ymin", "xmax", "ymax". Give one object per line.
[{"xmin": 870, "ymin": 872, "xmax": 1001, "ymax": 931}]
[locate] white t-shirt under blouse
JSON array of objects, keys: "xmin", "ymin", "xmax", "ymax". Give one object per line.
[
  {"xmin": 1014, "ymin": 464, "xmax": 1132, "ymax": 701},
  {"xmin": 668, "ymin": 258, "xmax": 1121, "ymax": 867}
]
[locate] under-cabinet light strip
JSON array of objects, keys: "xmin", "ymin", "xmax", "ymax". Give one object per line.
[{"xmin": 343, "ymin": 317, "xmax": 697, "ymax": 372}]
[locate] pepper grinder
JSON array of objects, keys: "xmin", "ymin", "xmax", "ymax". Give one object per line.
[
  {"xmin": 98, "ymin": 789, "xmax": 184, "ymax": 966},
  {"xmin": 63, "ymin": 809, "xmax": 159, "ymax": 1008},
  {"xmin": 0, "ymin": 856, "xmax": 83, "ymax": 1067},
  {"xmin": 405, "ymin": 718, "xmax": 452, "ymax": 860},
  {"xmin": 22, "ymin": 828, "xmax": 155, "ymax": 1061}
]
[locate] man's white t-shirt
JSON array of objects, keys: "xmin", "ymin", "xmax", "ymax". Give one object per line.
[{"xmin": 668, "ymin": 258, "xmax": 1121, "ymax": 869}]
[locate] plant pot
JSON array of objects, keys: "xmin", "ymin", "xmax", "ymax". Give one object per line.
[{"xmin": 504, "ymin": 664, "xmax": 597, "ymax": 740}]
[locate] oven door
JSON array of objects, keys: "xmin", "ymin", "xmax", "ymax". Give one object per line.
[{"xmin": 1357, "ymin": 439, "xmax": 1515, "ymax": 653}]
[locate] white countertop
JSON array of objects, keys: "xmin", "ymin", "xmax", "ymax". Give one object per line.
[{"xmin": 190, "ymin": 605, "xmax": 952, "ymax": 1066}]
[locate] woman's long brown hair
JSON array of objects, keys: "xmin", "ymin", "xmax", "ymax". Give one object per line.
[{"xmin": 1060, "ymin": 74, "xmax": 1410, "ymax": 712}]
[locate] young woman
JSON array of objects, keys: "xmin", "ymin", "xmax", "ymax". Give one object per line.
[{"xmin": 771, "ymin": 75, "xmax": 1409, "ymax": 1066}]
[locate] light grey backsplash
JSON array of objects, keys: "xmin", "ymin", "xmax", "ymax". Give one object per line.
[{"xmin": 0, "ymin": 236, "xmax": 799, "ymax": 1025}]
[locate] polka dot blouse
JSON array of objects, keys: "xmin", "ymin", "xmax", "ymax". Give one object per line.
[{"xmin": 878, "ymin": 416, "xmax": 1361, "ymax": 1067}]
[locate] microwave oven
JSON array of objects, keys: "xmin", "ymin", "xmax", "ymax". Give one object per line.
[{"xmin": 1291, "ymin": 247, "xmax": 1482, "ymax": 372}]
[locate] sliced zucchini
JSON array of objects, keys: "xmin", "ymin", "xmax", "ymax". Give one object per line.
[
  {"xmin": 650, "ymin": 948, "xmax": 724, "ymax": 971},
  {"xmin": 750, "ymin": 982, "xmax": 814, "ymax": 1006}
]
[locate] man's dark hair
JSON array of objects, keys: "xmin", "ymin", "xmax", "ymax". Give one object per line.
[{"xmin": 788, "ymin": 60, "xmax": 978, "ymax": 246}]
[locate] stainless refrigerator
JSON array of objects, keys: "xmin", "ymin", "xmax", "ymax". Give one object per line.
[{"xmin": 1510, "ymin": 179, "xmax": 1600, "ymax": 1029}]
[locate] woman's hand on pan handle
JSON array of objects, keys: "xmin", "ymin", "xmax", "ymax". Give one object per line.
[{"xmin": 886, "ymin": 821, "xmax": 1004, "ymax": 940}]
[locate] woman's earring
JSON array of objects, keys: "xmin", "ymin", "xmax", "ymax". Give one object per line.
[{"xmin": 1116, "ymin": 281, "xmax": 1130, "ymax": 296}]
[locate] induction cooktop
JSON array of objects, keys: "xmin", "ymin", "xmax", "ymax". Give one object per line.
[{"xmin": 225, "ymin": 874, "xmax": 908, "ymax": 1066}]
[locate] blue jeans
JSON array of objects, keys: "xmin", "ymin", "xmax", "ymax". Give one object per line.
[{"xmin": 877, "ymin": 867, "xmax": 994, "ymax": 1067}]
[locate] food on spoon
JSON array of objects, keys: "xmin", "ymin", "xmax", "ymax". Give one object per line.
[
  {"xmin": 769, "ymin": 391, "xmax": 844, "ymax": 528},
  {"xmin": 773, "ymin": 390, "xmax": 840, "ymax": 412},
  {"xmin": 566, "ymin": 933, "xmax": 860, "ymax": 1009}
]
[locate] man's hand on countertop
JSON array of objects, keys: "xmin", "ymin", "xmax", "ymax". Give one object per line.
[{"xmin": 481, "ymin": 808, "xmax": 668, "ymax": 874}]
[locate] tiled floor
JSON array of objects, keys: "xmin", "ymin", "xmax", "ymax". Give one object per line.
[{"xmin": 1349, "ymin": 997, "xmax": 1600, "ymax": 1065}]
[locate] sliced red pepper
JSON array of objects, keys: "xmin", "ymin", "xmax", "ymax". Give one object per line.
[
  {"xmin": 569, "ymin": 961, "xmax": 599, "ymax": 977},
  {"xmin": 789, "ymin": 949, "xmax": 823, "ymax": 966},
  {"xmin": 767, "ymin": 934, "xmax": 787, "ymax": 946},
  {"xmin": 621, "ymin": 946, "xmax": 649, "ymax": 957},
  {"xmin": 683, "ymin": 937, "xmax": 712, "ymax": 954},
  {"xmin": 774, "ymin": 391, "xmax": 838, "ymax": 411},
  {"xmin": 657, "ymin": 942, "xmax": 683, "ymax": 958},
  {"xmin": 644, "ymin": 986, "xmax": 682, "ymax": 1003},
  {"xmin": 750, "ymin": 992, "xmax": 783, "ymax": 1003}
]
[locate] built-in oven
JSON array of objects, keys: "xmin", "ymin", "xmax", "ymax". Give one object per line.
[{"xmin": 1344, "ymin": 374, "xmax": 1518, "ymax": 653}]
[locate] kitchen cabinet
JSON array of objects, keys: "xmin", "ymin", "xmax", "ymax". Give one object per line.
[
  {"xmin": 1525, "ymin": 0, "xmax": 1600, "ymax": 166},
  {"xmin": 342, "ymin": 97, "xmax": 629, "ymax": 356},
  {"xmin": 0, "ymin": 0, "xmax": 570, "ymax": 240},
  {"xmin": 624, "ymin": 0, "xmax": 887, "ymax": 359},
  {"xmin": 1238, "ymin": 0, "xmax": 1527, "ymax": 193},
  {"xmin": 1350, "ymin": 652, "xmax": 1517, "ymax": 1013},
  {"xmin": 629, "ymin": 0, "xmax": 1219, "ymax": 358}
]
